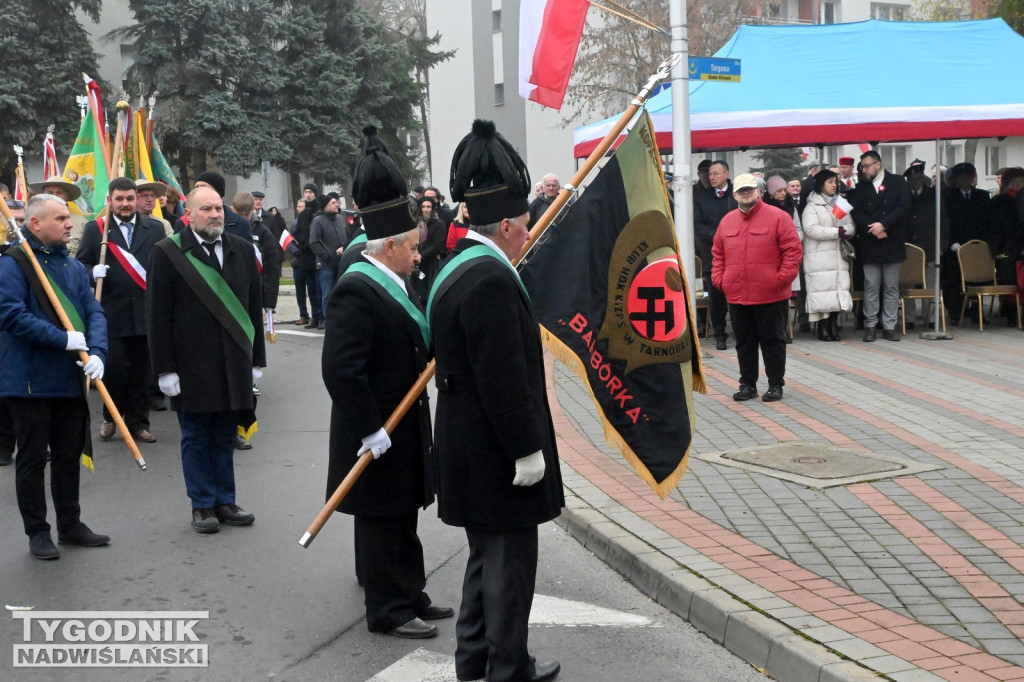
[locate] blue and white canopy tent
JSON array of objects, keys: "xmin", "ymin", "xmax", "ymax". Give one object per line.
[{"xmin": 573, "ymin": 18, "xmax": 1024, "ymax": 156}]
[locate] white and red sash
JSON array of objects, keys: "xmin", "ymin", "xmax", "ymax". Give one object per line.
[
  {"xmin": 97, "ymin": 216, "xmax": 147, "ymax": 290},
  {"xmin": 253, "ymin": 242, "xmax": 263, "ymax": 275}
]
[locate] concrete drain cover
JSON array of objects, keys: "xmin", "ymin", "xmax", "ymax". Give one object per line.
[{"xmin": 694, "ymin": 441, "xmax": 942, "ymax": 489}]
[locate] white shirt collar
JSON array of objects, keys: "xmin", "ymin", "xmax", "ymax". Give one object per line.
[
  {"xmin": 872, "ymin": 169, "xmax": 886, "ymax": 191},
  {"xmin": 464, "ymin": 230, "xmax": 511, "ymax": 265},
  {"xmin": 362, "ymin": 253, "xmax": 408, "ymax": 293}
]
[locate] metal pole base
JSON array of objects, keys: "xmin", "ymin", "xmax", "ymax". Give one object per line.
[
  {"xmin": 919, "ymin": 331, "xmax": 954, "ymax": 340},
  {"xmin": 136, "ymin": 458, "xmax": 147, "ymax": 471},
  {"xmin": 298, "ymin": 532, "xmax": 314, "ymax": 548}
]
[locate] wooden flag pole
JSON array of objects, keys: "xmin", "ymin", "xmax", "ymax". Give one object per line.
[
  {"xmin": 96, "ymin": 102, "xmax": 131, "ymax": 302},
  {"xmin": 298, "ymin": 55, "xmax": 682, "ymax": 548},
  {"xmin": 0, "ymin": 199, "xmax": 147, "ymax": 471}
]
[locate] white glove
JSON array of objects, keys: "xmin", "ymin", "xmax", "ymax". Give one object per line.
[
  {"xmin": 359, "ymin": 427, "xmax": 391, "ymax": 459},
  {"xmin": 65, "ymin": 331, "xmax": 88, "ymax": 352},
  {"xmin": 77, "ymin": 355, "xmax": 104, "ymax": 380},
  {"xmin": 252, "ymin": 367, "xmax": 263, "ymax": 381},
  {"xmin": 92, "ymin": 264, "xmax": 109, "ymax": 280},
  {"xmin": 951, "ymin": 242, "xmax": 961, "ymax": 252},
  {"xmin": 158, "ymin": 372, "xmax": 181, "ymax": 397},
  {"xmin": 513, "ymin": 450, "xmax": 546, "ymax": 486}
]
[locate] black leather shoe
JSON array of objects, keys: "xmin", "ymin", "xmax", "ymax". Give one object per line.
[
  {"xmin": 863, "ymin": 328, "xmax": 876, "ymax": 342},
  {"xmin": 58, "ymin": 522, "xmax": 110, "ymax": 547},
  {"xmin": 762, "ymin": 385, "xmax": 784, "ymax": 402},
  {"xmin": 882, "ymin": 329, "xmax": 901, "ymax": 342},
  {"xmin": 529, "ymin": 659, "xmax": 561, "ymax": 682},
  {"xmin": 419, "ymin": 604, "xmax": 454, "ymax": 620},
  {"xmin": 30, "ymin": 533, "xmax": 59, "ymax": 560},
  {"xmin": 715, "ymin": 339, "xmax": 727, "ymax": 351},
  {"xmin": 386, "ymin": 617, "xmax": 437, "ymax": 639},
  {"xmin": 732, "ymin": 385, "xmax": 757, "ymax": 401},
  {"xmin": 215, "ymin": 504, "xmax": 255, "ymax": 526},
  {"xmin": 192, "ymin": 508, "xmax": 220, "ymax": 534}
]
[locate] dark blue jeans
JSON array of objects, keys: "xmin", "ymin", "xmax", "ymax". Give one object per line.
[
  {"xmin": 317, "ymin": 268, "xmax": 337, "ymax": 325},
  {"xmin": 177, "ymin": 411, "xmax": 238, "ymax": 509}
]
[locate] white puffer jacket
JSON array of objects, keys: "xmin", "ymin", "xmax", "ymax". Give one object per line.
[{"xmin": 801, "ymin": 192, "xmax": 855, "ymax": 315}]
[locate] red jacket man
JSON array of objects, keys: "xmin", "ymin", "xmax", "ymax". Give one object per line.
[{"xmin": 712, "ymin": 174, "xmax": 803, "ymax": 403}]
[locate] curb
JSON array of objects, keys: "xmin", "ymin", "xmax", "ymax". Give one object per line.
[{"xmin": 554, "ymin": 491, "xmax": 909, "ymax": 682}]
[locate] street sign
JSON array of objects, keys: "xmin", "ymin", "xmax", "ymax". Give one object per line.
[{"xmin": 687, "ymin": 56, "xmax": 741, "ymax": 82}]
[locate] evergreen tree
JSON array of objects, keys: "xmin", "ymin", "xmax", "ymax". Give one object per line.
[
  {"xmin": 0, "ymin": 0, "xmax": 105, "ymax": 188},
  {"xmin": 748, "ymin": 148, "xmax": 808, "ymax": 182}
]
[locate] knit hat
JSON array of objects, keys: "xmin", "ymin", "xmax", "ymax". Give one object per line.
[
  {"xmin": 195, "ymin": 171, "xmax": 226, "ymax": 198},
  {"xmin": 766, "ymin": 175, "xmax": 787, "ymax": 195},
  {"xmin": 450, "ymin": 119, "xmax": 530, "ymax": 226},
  {"xmin": 351, "ymin": 126, "xmax": 415, "ymax": 240},
  {"xmin": 303, "ymin": 182, "xmax": 319, "ymax": 194}
]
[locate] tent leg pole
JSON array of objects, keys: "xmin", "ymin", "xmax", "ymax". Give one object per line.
[{"xmin": 922, "ymin": 137, "xmax": 953, "ymax": 340}]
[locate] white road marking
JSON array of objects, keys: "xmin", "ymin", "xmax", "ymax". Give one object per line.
[
  {"xmin": 274, "ymin": 329, "xmax": 323, "ymax": 338},
  {"xmin": 366, "ymin": 648, "xmax": 458, "ymax": 682},
  {"xmin": 529, "ymin": 594, "xmax": 655, "ymax": 627}
]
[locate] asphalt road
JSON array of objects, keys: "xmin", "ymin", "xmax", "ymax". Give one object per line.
[{"xmin": 0, "ymin": 327, "xmax": 767, "ymax": 682}]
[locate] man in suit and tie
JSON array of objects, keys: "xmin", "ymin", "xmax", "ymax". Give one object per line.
[
  {"xmin": 943, "ymin": 163, "xmax": 991, "ymax": 324},
  {"xmin": 77, "ymin": 177, "xmax": 165, "ymax": 443},
  {"xmin": 693, "ymin": 160, "xmax": 737, "ymax": 349},
  {"xmin": 146, "ymin": 186, "xmax": 266, "ymax": 533},
  {"xmin": 848, "ymin": 150, "xmax": 912, "ymax": 341}
]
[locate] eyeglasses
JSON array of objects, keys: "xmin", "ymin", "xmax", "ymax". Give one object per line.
[{"xmin": 862, "ymin": 160, "xmax": 880, "ymax": 169}]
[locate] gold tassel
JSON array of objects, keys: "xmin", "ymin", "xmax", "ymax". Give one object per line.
[
  {"xmin": 81, "ymin": 453, "xmax": 95, "ymax": 472},
  {"xmin": 237, "ymin": 421, "xmax": 258, "ymax": 442},
  {"xmin": 266, "ymin": 331, "xmax": 277, "ymax": 343}
]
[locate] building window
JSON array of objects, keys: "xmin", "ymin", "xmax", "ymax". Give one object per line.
[
  {"xmin": 985, "ymin": 146, "xmax": 1002, "ymax": 176},
  {"xmin": 822, "ymin": 2, "xmax": 836, "ymax": 24},
  {"xmin": 492, "ymin": 9, "xmax": 502, "ymax": 32},
  {"xmin": 871, "ymin": 3, "xmax": 907, "ymax": 20},
  {"xmin": 494, "ymin": 83, "xmax": 505, "ymax": 106},
  {"xmin": 878, "ymin": 145, "xmax": 910, "ymax": 173}
]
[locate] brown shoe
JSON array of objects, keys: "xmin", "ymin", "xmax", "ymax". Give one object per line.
[
  {"xmin": 99, "ymin": 421, "xmax": 115, "ymax": 440},
  {"xmin": 134, "ymin": 429, "xmax": 157, "ymax": 443},
  {"xmin": 293, "ymin": 316, "xmax": 309, "ymax": 326}
]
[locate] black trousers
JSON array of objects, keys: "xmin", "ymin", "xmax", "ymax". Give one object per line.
[
  {"xmin": 707, "ymin": 274, "xmax": 729, "ymax": 341},
  {"xmin": 8, "ymin": 397, "xmax": 87, "ymax": 536},
  {"xmin": 102, "ymin": 335, "xmax": 151, "ymax": 431},
  {"xmin": 456, "ymin": 526, "xmax": 538, "ymax": 682},
  {"xmin": 730, "ymin": 299, "xmax": 789, "ymax": 389},
  {"xmin": 0, "ymin": 398, "xmax": 15, "ymax": 456},
  {"xmin": 354, "ymin": 513, "xmax": 430, "ymax": 632}
]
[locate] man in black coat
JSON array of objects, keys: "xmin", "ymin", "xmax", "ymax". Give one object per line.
[
  {"xmin": 431, "ymin": 119, "xmax": 563, "ymax": 682},
  {"xmin": 693, "ymin": 160, "xmax": 737, "ymax": 349},
  {"xmin": 147, "ymin": 186, "xmax": 266, "ymax": 533},
  {"xmin": 848, "ymin": 150, "xmax": 911, "ymax": 341},
  {"xmin": 943, "ymin": 163, "xmax": 991, "ymax": 323},
  {"xmin": 292, "ymin": 183, "xmax": 323, "ymax": 328},
  {"xmin": 173, "ymin": 172, "xmax": 253, "ymax": 245},
  {"xmin": 904, "ymin": 162, "xmax": 949, "ymax": 327},
  {"xmin": 77, "ymin": 176, "xmax": 164, "ymax": 443}
]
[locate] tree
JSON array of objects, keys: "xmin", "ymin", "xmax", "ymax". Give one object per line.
[
  {"xmin": 748, "ymin": 148, "xmax": 807, "ymax": 181},
  {"xmin": 0, "ymin": 0, "xmax": 106, "ymax": 189},
  {"xmin": 563, "ymin": 0, "xmax": 757, "ymax": 123},
  {"xmin": 366, "ymin": 0, "xmax": 455, "ymax": 185},
  {"xmin": 108, "ymin": 0, "xmax": 291, "ymax": 188},
  {"xmin": 911, "ymin": 0, "xmax": 973, "ymax": 20},
  {"xmin": 991, "ymin": 0, "xmax": 1024, "ymax": 35}
]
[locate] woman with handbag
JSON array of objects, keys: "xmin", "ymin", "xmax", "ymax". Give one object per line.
[{"xmin": 800, "ymin": 170, "xmax": 856, "ymax": 341}]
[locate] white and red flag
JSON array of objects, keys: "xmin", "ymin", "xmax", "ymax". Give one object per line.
[
  {"xmin": 833, "ymin": 195, "xmax": 854, "ymax": 220},
  {"xmin": 43, "ymin": 129, "xmax": 60, "ymax": 179},
  {"xmin": 518, "ymin": 0, "xmax": 590, "ymax": 109},
  {"xmin": 279, "ymin": 230, "xmax": 295, "ymax": 251}
]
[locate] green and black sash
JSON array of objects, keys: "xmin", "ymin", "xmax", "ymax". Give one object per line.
[
  {"xmin": 345, "ymin": 262, "xmax": 430, "ymax": 347},
  {"xmin": 425, "ymin": 243, "xmax": 528, "ymax": 326},
  {"xmin": 9, "ymin": 245, "xmax": 85, "ymax": 332},
  {"xmin": 159, "ymin": 234, "xmax": 255, "ymax": 361}
]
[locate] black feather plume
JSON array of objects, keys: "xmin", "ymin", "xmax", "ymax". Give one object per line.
[
  {"xmin": 450, "ymin": 119, "xmax": 530, "ymax": 202},
  {"xmin": 352, "ymin": 126, "xmax": 407, "ymax": 207}
]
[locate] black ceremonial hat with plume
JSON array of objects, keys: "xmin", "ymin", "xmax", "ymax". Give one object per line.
[
  {"xmin": 450, "ymin": 119, "xmax": 531, "ymax": 226},
  {"xmin": 351, "ymin": 125, "xmax": 416, "ymax": 240}
]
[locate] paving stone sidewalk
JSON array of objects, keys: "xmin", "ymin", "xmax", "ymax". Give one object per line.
[{"xmin": 549, "ymin": 322, "xmax": 1024, "ymax": 682}]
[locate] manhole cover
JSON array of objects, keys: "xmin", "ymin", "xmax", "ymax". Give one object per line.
[{"xmin": 694, "ymin": 441, "xmax": 942, "ymax": 488}]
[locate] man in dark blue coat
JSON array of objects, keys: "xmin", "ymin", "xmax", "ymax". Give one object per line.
[
  {"xmin": 321, "ymin": 126, "xmax": 451, "ymax": 639},
  {"xmin": 693, "ymin": 160, "xmax": 737, "ymax": 349},
  {"xmin": 430, "ymin": 120, "xmax": 563, "ymax": 682},
  {"xmin": 0, "ymin": 194, "xmax": 109, "ymax": 559}
]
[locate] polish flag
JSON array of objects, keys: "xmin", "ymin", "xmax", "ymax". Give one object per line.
[
  {"xmin": 518, "ymin": 0, "xmax": 590, "ymax": 110},
  {"xmin": 43, "ymin": 131, "xmax": 60, "ymax": 178},
  {"xmin": 279, "ymin": 230, "xmax": 295, "ymax": 251},
  {"xmin": 833, "ymin": 196, "xmax": 854, "ymax": 220}
]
